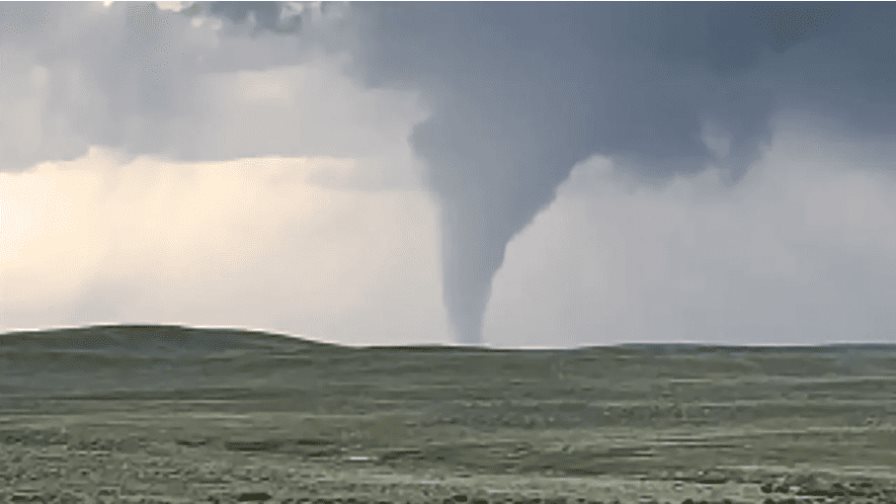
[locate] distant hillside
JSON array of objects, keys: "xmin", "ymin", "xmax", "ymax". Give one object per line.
[
  {"xmin": 0, "ymin": 325, "xmax": 348, "ymax": 398},
  {"xmin": 0, "ymin": 324, "xmax": 339, "ymax": 357},
  {"xmin": 3, "ymin": 324, "xmax": 893, "ymax": 355},
  {"xmin": 1, "ymin": 324, "xmax": 895, "ymax": 501},
  {"xmin": 2, "ymin": 324, "xmax": 895, "ymax": 398}
]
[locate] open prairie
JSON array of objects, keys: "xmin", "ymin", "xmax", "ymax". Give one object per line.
[{"xmin": 1, "ymin": 325, "xmax": 894, "ymax": 503}]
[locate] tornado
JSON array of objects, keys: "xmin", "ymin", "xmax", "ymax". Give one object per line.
[{"xmin": 348, "ymin": 3, "xmax": 797, "ymax": 344}]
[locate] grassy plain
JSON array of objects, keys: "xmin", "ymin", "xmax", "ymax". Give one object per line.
[{"xmin": 1, "ymin": 325, "xmax": 894, "ymax": 503}]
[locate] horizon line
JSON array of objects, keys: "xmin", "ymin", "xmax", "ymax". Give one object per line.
[{"xmin": 1, "ymin": 322, "xmax": 893, "ymax": 352}]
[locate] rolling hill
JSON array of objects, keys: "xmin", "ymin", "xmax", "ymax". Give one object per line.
[{"xmin": 1, "ymin": 325, "xmax": 894, "ymax": 503}]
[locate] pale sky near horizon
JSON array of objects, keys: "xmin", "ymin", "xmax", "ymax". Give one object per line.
[{"xmin": 1, "ymin": 2, "xmax": 895, "ymax": 347}]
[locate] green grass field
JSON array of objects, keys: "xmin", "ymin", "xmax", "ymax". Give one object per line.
[{"xmin": 1, "ymin": 325, "xmax": 894, "ymax": 503}]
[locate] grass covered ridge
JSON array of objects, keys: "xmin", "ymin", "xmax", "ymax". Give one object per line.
[{"xmin": 1, "ymin": 325, "xmax": 894, "ymax": 503}]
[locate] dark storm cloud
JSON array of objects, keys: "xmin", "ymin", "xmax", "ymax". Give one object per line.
[{"xmin": 331, "ymin": 3, "xmax": 896, "ymax": 344}]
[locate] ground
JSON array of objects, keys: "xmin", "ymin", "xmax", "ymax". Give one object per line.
[{"xmin": 1, "ymin": 325, "xmax": 894, "ymax": 503}]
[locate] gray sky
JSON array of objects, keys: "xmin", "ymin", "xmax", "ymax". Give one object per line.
[{"xmin": 1, "ymin": 2, "xmax": 894, "ymax": 347}]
